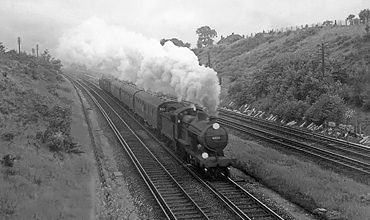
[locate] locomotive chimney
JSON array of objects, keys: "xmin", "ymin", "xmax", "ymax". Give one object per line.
[
  {"xmin": 209, "ymin": 116, "xmax": 217, "ymax": 122},
  {"xmin": 197, "ymin": 112, "xmax": 207, "ymax": 121}
]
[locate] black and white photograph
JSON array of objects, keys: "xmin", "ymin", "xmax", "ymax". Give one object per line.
[{"xmin": 1, "ymin": 0, "xmax": 370, "ymax": 219}]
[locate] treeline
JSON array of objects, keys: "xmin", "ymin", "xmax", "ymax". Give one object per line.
[{"xmin": 0, "ymin": 42, "xmax": 62, "ymax": 79}]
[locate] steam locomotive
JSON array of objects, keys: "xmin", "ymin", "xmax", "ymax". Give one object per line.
[{"xmin": 99, "ymin": 77, "xmax": 232, "ymax": 178}]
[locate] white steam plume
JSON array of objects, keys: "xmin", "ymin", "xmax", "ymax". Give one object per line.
[{"xmin": 56, "ymin": 17, "xmax": 221, "ymax": 115}]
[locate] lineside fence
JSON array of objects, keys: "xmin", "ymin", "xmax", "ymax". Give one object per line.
[{"xmin": 244, "ymin": 19, "xmax": 369, "ymax": 38}]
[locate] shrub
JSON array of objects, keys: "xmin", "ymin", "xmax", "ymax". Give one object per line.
[
  {"xmin": 274, "ymin": 100, "xmax": 310, "ymax": 121},
  {"xmin": 1, "ymin": 132, "xmax": 15, "ymax": 141},
  {"xmin": 362, "ymin": 99, "xmax": 370, "ymax": 111},
  {"xmin": 304, "ymin": 94, "xmax": 345, "ymax": 123},
  {"xmin": 56, "ymin": 74, "xmax": 65, "ymax": 82},
  {"xmin": 36, "ymin": 106, "xmax": 82, "ymax": 155},
  {"xmin": 363, "ymin": 32, "xmax": 370, "ymax": 42},
  {"xmin": 0, "ymin": 193, "xmax": 17, "ymax": 217}
]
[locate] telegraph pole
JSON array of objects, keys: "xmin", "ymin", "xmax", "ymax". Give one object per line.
[
  {"xmin": 321, "ymin": 42, "xmax": 325, "ymax": 78},
  {"xmin": 36, "ymin": 44, "xmax": 39, "ymax": 59},
  {"xmin": 207, "ymin": 51, "xmax": 211, "ymax": 68},
  {"xmin": 18, "ymin": 37, "xmax": 21, "ymax": 59}
]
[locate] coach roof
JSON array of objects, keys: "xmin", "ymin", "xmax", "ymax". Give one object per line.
[
  {"xmin": 111, "ymin": 80, "xmax": 123, "ymax": 88},
  {"xmin": 135, "ymin": 90, "xmax": 166, "ymax": 107},
  {"xmin": 120, "ymin": 83, "xmax": 141, "ymax": 95}
]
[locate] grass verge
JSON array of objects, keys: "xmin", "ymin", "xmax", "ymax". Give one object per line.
[{"xmin": 225, "ymin": 134, "xmax": 370, "ymax": 220}]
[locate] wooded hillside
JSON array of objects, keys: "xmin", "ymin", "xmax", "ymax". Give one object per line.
[{"xmin": 194, "ymin": 25, "xmax": 370, "ymax": 132}]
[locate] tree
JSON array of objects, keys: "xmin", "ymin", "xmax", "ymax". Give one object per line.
[
  {"xmin": 359, "ymin": 9, "xmax": 370, "ymax": 24},
  {"xmin": 196, "ymin": 26, "xmax": 217, "ymax": 48},
  {"xmin": 304, "ymin": 94, "xmax": 345, "ymax": 123},
  {"xmin": 346, "ymin": 14, "xmax": 355, "ymax": 25},
  {"xmin": 51, "ymin": 59, "xmax": 62, "ymax": 72},
  {"xmin": 160, "ymin": 38, "xmax": 191, "ymax": 48},
  {"xmin": 0, "ymin": 42, "xmax": 6, "ymax": 54},
  {"xmin": 41, "ymin": 49, "xmax": 52, "ymax": 62},
  {"xmin": 323, "ymin": 20, "xmax": 333, "ymax": 26},
  {"xmin": 217, "ymin": 33, "xmax": 243, "ymax": 44}
]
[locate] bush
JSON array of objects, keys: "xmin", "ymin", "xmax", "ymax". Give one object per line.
[
  {"xmin": 362, "ymin": 99, "xmax": 370, "ymax": 111},
  {"xmin": 304, "ymin": 94, "xmax": 345, "ymax": 123},
  {"xmin": 0, "ymin": 193, "xmax": 17, "ymax": 217},
  {"xmin": 1, "ymin": 132, "xmax": 15, "ymax": 141},
  {"xmin": 274, "ymin": 100, "xmax": 310, "ymax": 121},
  {"xmin": 36, "ymin": 106, "xmax": 82, "ymax": 155},
  {"xmin": 363, "ymin": 32, "xmax": 370, "ymax": 42}
]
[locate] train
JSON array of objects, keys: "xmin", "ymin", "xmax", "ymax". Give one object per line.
[{"xmin": 99, "ymin": 76, "xmax": 233, "ymax": 178}]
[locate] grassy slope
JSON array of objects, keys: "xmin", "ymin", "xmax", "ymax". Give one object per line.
[
  {"xmin": 196, "ymin": 25, "xmax": 367, "ymax": 77},
  {"xmin": 0, "ymin": 56, "xmax": 96, "ymax": 219}
]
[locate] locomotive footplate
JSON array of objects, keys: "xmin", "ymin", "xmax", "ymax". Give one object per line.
[{"xmin": 195, "ymin": 155, "xmax": 233, "ymax": 168}]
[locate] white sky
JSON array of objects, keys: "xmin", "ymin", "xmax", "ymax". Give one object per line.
[{"xmin": 1, "ymin": 0, "xmax": 368, "ymax": 55}]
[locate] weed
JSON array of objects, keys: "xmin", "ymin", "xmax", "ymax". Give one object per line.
[
  {"xmin": 1, "ymin": 132, "xmax": 15, "ymax": 141},
  {"xmin": 34, "ymin": 104, "xmax": 49, "ymax": 117},
  {"xmin": 56, "ymin": 74, "xmax": 65, "ymax": 82},
  {"xmin": 36, "ymin": 105, "xmax": 83, "ymax": 155},
  {"xmin": 0, "ymin": 105, "xmax": 10, "ymax": 115},
  {"xmin": 96, "ymin": 185, "xmax": 136, "ymax": 220},
  {"xmin": 31, "ymin": 70, "xmax": 39, "ymax": 80},
  {"xmin": 2, "ymin": 168, "xmax": 16, "ymax": 178},
  {"xmin": 58, "ymin": 85, "xmax": 71, "ymax": 93},
  {"xmin": 33, "ymin": 175, "xmax": 42, "ymax": 185},
  {"xmin": 343, "ymin": 41, "xmax": 351, "ymax": 47},
  {"xmin": 58, "ymin": 97, "xmax": 74, "ymax": 106},
  {"xmin": 0, "ymin": 195, "xmax": 17, "ymax": 217},
  {"xmin": 46, "ymin": 85, "xmax": 59, "ymax": 97},
  {"xmin": 363, "ymin": 32, "xmax": 370, "ymax": 42},
  {"xmin": 359, "ymin": 193, "xmax": 370, "ymax": 205}
]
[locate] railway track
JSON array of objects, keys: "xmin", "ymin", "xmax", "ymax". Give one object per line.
[
  {"xmin": 209, "ymin": 178, "xmax": 285, "ymax": 220},
  {"xmin": 72, "ymin": 74, "xmax": 287, "ymax": 220},
  {"xmin": 67, "ymin": 76, "xmax": 209, "ymax": 220},
  {"xmin": 219, "ymin": 109, "xmax": 370, "ymax": 177},
  {"xmin": 221, "ymin": 109, "xmax": 370, "ymax": 158}
]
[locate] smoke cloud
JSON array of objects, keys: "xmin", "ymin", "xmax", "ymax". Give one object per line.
[{"xmin": 56, "ymin": 17, "xmax": 220, "ymax": 115}]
